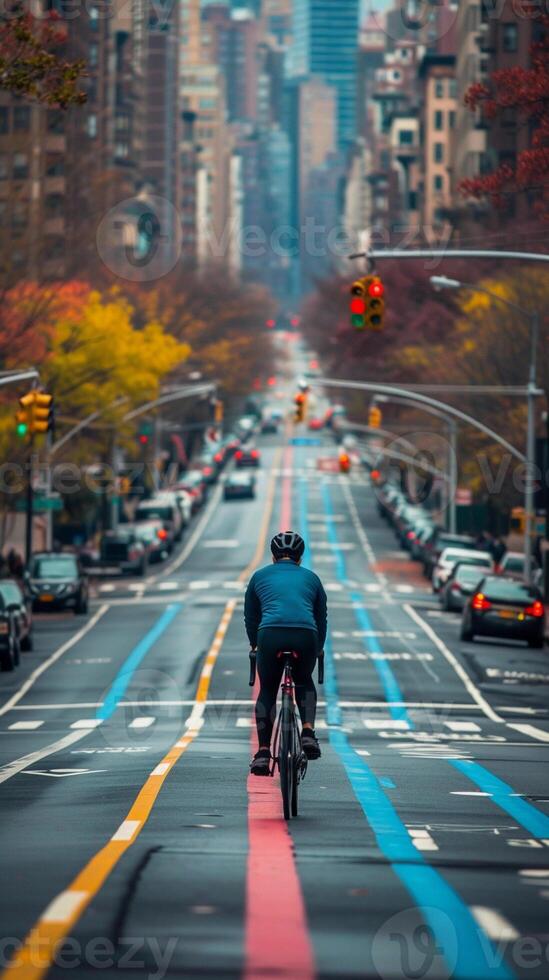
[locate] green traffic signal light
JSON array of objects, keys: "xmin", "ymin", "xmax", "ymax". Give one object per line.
[{"xmin": 16, "ymin": 421, "xmax": 28, "ymax": 437}]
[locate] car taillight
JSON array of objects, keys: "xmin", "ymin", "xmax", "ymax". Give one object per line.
[
  {"xmin": 451, "ymin": 583, "xmax": 461, "ymax": 592},
  {"xmin": 472, "ymin": 592, "xmax": 491, "ymax": 611},
  {"xmin": 157, "ymin": 529, "xmax": 168, "ymax": 541},
  {"xmin": 407, "ymin": 531, "xmax": 416, "ymax": 540},
  {"xmin": 0, "ymin": 622, "xmax": 9, "ymax": 634},
  {"xmin": 251, "ymin": 450, "xmax": 259, "ymax": 458},
  {"xmin": 203, "ymin": 466, "xmax": 213, "ymax": 476},
  {"xmin": 525, "ymin": 601, "xmax": 544, "ymax": 618},
  {"xmin": 214, "ymin": 453, "xmax": 222, "ymax": 463},
  {"xmin": 235, "ymin": 451, "xmax": 243, "ymax": 460}
]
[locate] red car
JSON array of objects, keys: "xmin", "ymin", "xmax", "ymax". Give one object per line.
[{"xmin": 308, "ymin": 418, "xmax": 324, "ymax": 430}]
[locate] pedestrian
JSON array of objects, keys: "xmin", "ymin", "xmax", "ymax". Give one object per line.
[{"xmin": 492, "ymin": 537, "xmax": 506, "ymax": 566}]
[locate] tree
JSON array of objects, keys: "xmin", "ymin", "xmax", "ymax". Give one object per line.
[
  {"xmin": 0, "ymin": 7, "xmax": 86, "ymax": 107},
  {"xmin": 459, "ymin": 16, "xmax": 549, "ymax": 217}
]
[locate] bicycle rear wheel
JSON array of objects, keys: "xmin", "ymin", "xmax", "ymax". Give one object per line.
[{"xmin": 279, "ymin": 701, "xmax": 294, "ymax": 820}]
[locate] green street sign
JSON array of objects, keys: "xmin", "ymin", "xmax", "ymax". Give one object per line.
[{"xmin": 15, "ymin": 495, "xmax": 63, "ymax": 513}]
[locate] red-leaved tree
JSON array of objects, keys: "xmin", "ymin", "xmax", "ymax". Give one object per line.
[
  {"xmin": 459, "ymin": 15, "xmax": 549, "ymax": 217},
  {"xmin": 0, "ymin": 6, "xmax": 86, "ymax": 107}
]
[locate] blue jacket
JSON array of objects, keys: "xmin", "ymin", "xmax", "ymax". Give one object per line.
[{"xmin": 244, "ymin": 560, "xmax": 327, "ymax": 649}]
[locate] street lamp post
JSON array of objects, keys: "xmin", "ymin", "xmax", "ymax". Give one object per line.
[{"xmin": 431, "ymin": 275, "xmax": 540, "ymax": 584}]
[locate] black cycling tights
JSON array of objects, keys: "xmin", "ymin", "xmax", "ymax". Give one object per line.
[{"xmin": 255, "ymin": 626, "xmax": 318, "ymax": 748}]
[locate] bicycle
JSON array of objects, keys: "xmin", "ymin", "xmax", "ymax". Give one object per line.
[{"xmin": 249, "ymin": 649, "xmax": 324, "ymax": 820}]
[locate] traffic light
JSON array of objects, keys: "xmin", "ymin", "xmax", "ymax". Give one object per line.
[
  {"xmin": 339, "ymin": 452, "xmax": 351, "ymax": 473},
  {"xmin": 294, "ymin": 392, "xmax": 307, "ymax": 423},
  {"xmin": 214, "ymin": 399, "xmax": 224, "ymax": 423},
  {"xmin": 350, "ymin": 276, "xmax": 385, "ymax": 331},
  {"xmin": 365, "ymin": 276, "xmax": 385, "ymax": 331},
  {"xmin": 32, "ymin": 392, "xmax": 54, "ymax": 434},
  {"xmin": 350, "ymin": 279, "xmax": 367, "ymax": 329},
  {"xmin": 15, "ymin": 390, "xmax": 54, "ymax": 438},
  {"xmin": 15, "ymin": 392, "xmax": 34, "ymax": 438},
  {"xmin": 369, "ymin": 406, "xmax": 382, "ymax": 429}
]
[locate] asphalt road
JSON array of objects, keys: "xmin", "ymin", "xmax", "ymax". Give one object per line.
[{"xmin": 1, "ymin": 432, "xmax": 549, "ymax": 980}]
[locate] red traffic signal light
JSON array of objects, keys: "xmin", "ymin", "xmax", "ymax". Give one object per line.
[
  {"xmin": 350, "ymin": 297, "xmax": 366, "ymax": 315},
  {"xmin": 368, "ymin": 280, "xmax": 384, "ymax": 299},
  {"xmin": 138, "ymin": 434, "xmax": 149, "ymax": 445},
  {"xmin": 266, "ymin": 319, "xmax": 275, "ymax": 329}
]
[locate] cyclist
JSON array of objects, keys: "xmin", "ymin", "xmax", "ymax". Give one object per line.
[{"xmin": 245, "ymin": 531, "xmax": 327, "ymax": 776}]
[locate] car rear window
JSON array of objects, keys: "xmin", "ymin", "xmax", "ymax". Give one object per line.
[
  {"xmin": 0, "ymin": 582, "xmax": 22, "ymax": 603},
  {"xmin": 504, "ymin": 557, "xmax": 524, "ymax": 572},
  {"xmin": 32, "ymin": 557, "xmax": 78, "ymax": 579},
  {"xmin": 482, "ymin": 578, "xmax": 538, "ymax": 602},
  {"xmin": 439, "ymin": 535, "xmax": 475, "ymax": 550},
  {"xmin": 455, "ymin": 565, "xmax": 485, "ymax": 582},
  {"xmin": 136, "ymin": 505, "xmax": 173, "ymax": 522}
]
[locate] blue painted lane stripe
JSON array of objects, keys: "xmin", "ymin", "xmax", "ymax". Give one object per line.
[
  {"xmin": 452, "ymin": 760, "xmax": 549, "ymax": 838},
  {"xmin": 97, "ymin": 604, "xmax": 183, "ymax": 721},
  {"xmin": 298, "ymin": 477, "xmax": 515, "ymax": 980},
  {"xmin": 320, "ymin": 482, "xmax": 411, "ymax": 724}
]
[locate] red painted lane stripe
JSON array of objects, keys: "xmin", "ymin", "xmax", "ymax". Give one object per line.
[{"xmin": 244, "ymin": 445, "xmax": 315, "ymax": 980}]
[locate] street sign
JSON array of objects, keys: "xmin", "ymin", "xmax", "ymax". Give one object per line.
[
  {"xmin": 455, "ymin": 488, "xmax": 472, "ymax": 506},
  {"xmin": 15, "ymin": 494, "xmax": 63, "ymax": 513}
]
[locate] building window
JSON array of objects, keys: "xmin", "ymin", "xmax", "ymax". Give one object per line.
[
  {"xmin": 12, "ymin": 202, "xmax": 27, "ymax": 229},
  {"xmin": 13, "ymin": 152, "xmax": 28, "ymax": 180},
  {"xmin": 87, "ymin": 114, "xmax": 97, "ymax": 138},
  {"xmin": 434, "ymin": 110, "xmax": 443, "ymax": 131},
  {"xmin": 399, "ymin": 129, "xmax": 414, "ymax": 145},
  {"xmin": 13, "ymin": 106, "xmax": 30, "ymax": 132},
  {"xmin": 115, "ymin": 142, "xmax": 129, "ymax": 159},
  {"xmin": 47, "ymin": 110, "xmax": 64, "ymax": 134},
  {"xmin": 434, "ymin": 142, "xmax": 444, "ymax": 163},
  {"xmin": 502, "ymin": 23, "xmax": 518, "ymax": 52},
  {"xmin": 46, "ymin": 155, "xmax": 65, "ymax": 177},
  {"xmin": 89, "ymin": 43, "xmax": 99, "ymax": 67},
  {"xmin": 449, "ymin": 79, "xmax": 457, "ymax": 99},
  {"xmin": 434, "ymin": 175, "xmax": 444, "ymax": 192},
  {"xmin": 449, "ymin": 111, "xmax": 456, "ymax": 130},
  {"xmin": 435, "ymin": 80, "xmax": 444, "ymax": 99},
  {"xmin": 45, "ymin": 194, "xmax": 63, "ymax": 217},
  {"xmin": 0, "ymin": 154, "xmax": 7, "ymax": 179},
  {"xmin": 0, "ymin": 108, "xmax": 8, "ymax": 134}
]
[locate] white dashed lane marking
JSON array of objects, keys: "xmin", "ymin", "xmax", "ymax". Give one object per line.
[
  {"xmin": 8, "ymin": 721, "xmax": 44, "ymax": 731},
  {"xmin": 471, "ymin": 907, "xmax": 519, "ymax": 942},
  {"xmin": 70, "ymin": 719, "xmax": 103, "ymax": 730},
  {"xmin": 128, "ymin": 717, "xmax": 155, "ymax": 729}
]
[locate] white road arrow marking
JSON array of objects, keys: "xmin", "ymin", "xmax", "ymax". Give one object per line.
[{"xmin": 24, "ymin": 768, "xmax": 108, "ymax": 778}]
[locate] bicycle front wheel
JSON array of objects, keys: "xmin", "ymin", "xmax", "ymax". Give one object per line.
[{"xmin": 279, "ymin": 701, "xmax": 294, "ymax": 820}]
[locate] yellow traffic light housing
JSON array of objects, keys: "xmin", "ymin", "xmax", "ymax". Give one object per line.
[
  {"xmin": 365, "ymin": 275, "xmax": 385, "ymax": 331},
  {"xmin": 32, "ymin": 392, "xmax": 54, "ymax": 434},
  {"xmin": 369, "ymin": 406, "xmax": 382, "ymax": 429},
  {"xmin": 294, "ymin": 392, "xmax": 307, "ymax": 423},
  {"xmin": 350, "ymin": 279, "xmax": 367, "ymax": 329},
  {"xmin": 15, "ymin": 391, "xmax": 36, "ymax": 439}
]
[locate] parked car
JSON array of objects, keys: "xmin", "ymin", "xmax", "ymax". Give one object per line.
[
  {"xmin": 174, "ymin": 472, "xmax": 206, "ymax": 513},
  {"xmin": 129, "ymin": 520, "xmax": 169, "ymax": 564},
  {"xmin": 235, "ymin": 447, "xmax": 261, "ymax": 468},
  {"xmin": 224, "ymin": 472, "xmax": 256, "ymax": 500},
  {"xmin": 0, "ymin": 579, "xmax": 33, "ymax": 650},
  {"xmin": 432, "ymin": 548, "xmax": 493, "ymax": 593},
  {"xmin": 497, "ymin": 551, "xmax": 538, "ymax": 579},
  {"xmin": 410, "ymin": 524, "xmax": 436, "ymax": 562},
  {"xmin": 172, "ymin": 488, "xmax": 193, "ymax": 526},
  {"xmin": 100, "ymin": 529, "xmax": 148, "ymax": 576},
  {"xmin": 0, "ymin": 596, "xmax": 20, "ymax": 671},
  {"xmin": 135, "ymin": 493, "xmax": 183, "ymax": 543},
  {"xmin": 25, "ymin": 552, "xmax": 89, "ymax": 614},
  {"xmin": 260, "ymin": 416, "xmax": 279, "ymax": 434},
  {"xmin": 422, "ymin": 531, "xmax": 477, "ymax": 579},
  {"xmin": 440, "ymin": 563, "xmax": 486, "ymax": 612},
  {"xmin": 461, "ymin": 576, "xmax": 545, "ymax": 648}
]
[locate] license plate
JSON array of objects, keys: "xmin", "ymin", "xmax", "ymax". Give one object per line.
[
  {"xmin": 39, "ymin": 594, "xmax": 54, "ymax": 602},
  {"xmin": 499, "ymin": 609, "xmax": 517, "ymax": 619}
]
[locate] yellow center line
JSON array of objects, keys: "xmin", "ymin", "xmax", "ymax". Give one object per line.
[{"xmin": 4, "ymin": 448, "xmax": 283, "ymax": 980}]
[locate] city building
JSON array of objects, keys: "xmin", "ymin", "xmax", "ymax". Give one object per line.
[
  {"xmin": 418, "ymin": 53, "xmax": 456, "ymax": 233},
  {"xmin": 290, "ymin": 0, "xmax": 360, "ymax": 148}
]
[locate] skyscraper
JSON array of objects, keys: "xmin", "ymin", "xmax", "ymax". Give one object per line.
[{"xmin": 290, "ymin": 0, "xmax": 359, "ymax": 148}]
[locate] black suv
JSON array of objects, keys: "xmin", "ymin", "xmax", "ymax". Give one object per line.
[
  {"xmin": 25, "ymin": 552, "xmax": 89, "ymax": 614},
  {"xmin": 0, "ymin": 579, "xmax": 33, "ymax": 650}
]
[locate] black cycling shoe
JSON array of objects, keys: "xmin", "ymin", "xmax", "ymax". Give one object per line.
[
  {"xmin": 301, "ymin": 729, "xmax": 321, "ymax": 760},
  {"xmin": 250, "ymin": 748, "xmax": 271, "ymax": 776}
]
